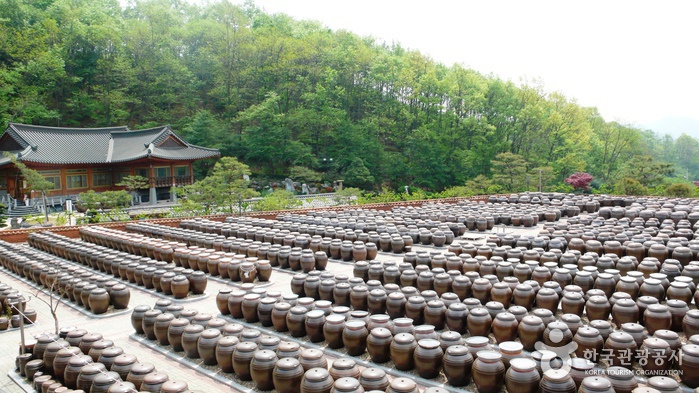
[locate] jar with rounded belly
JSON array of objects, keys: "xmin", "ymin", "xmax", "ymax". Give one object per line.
[
  {"xmin": 443, "ymin": 344, "xmax": 473, "ymax": 386},
  {"xmin": 644, "ymin": 304, "xmax": 672, "ymax": 335},
  {"xmin": 518, "ymin": 315, "xmax": 545, "ymax": 351},
  {"xmin": 131, "ymin": 305, "xmax": 151, "ymax": 334},
  {"xmin": 181, "ymin": 324, "xmax": 204, "ymax": 358},
  {"xmin": 241, "ymin": 293, "xmax": 261, "ymax": 323},
  {"xmin": 574, "ymin": 326, "xmax": 604, "ymax": 362},
  {"xmin": 343, "ymin": 320, "xmax": 368, "ymax": 356},
  {"xmin": 287, "ymin": 306, "xmax": 308, "ymax": 337},
  {"xmin": 232, "ymin": 341, "xmax": 258, "ymax": 381},
  {"xmin": 166, "ymin": 318, "xmax": 189, "ymax": 351},
  {"xmin": 540, "ymin": 369, "xmax": 576, "ymax": 393},
  {"xmin": 413, "ymin": 338, "xmax": 443, "ymax": 379},
  {"xmin": 467, "ymin": 307, "xmax": 492, "ymax": 337},
  {"xmin": 605, "ymin": 332, "xmax": 637, "ymax": 368},
  {"xmin": 323, "ymin": 315, "xmax": 345, "ymax": 349},
  {"xmin": 472, "ymin": 351, "xmax": 506, "ymax": 393},
  {"xmin": 274, "ymin": 357, "xmax": 304, "ymax": 393},
  {"xmin": 366, "ymin": 328, "xmax": 392, "ymax": 363},
  {"xmin": 88, "ymin": 288, "xmax": 110, "ymax": 314},
  {"xmin": 153, "ymin": 313, "xmax": 175, "ymax": 345},
  {"xmin": 197, "ymin": 328, "xmax": 221, "ymax": 365},
  {"xmin": 215, "ymin": 336, "xmax": 239, "ymax": 373},
  {"xmin": 251, "ymin": 350, "xmax": 278, "ymax": 391},
  {"xmin": 329, "ymin": 358, "xmax": 360, "ymax": 380},
  {"xmin": 305, "ymin": 310, "xmax": 326, "ymax": 343},
  {"xmin": 76, "ymin": 362, "xmax": 107, "ymax": 393},
  {"xmin": 301, "ymin": 367, "xmax": 334, "ymax": 393},
  {"xmin": 506, "ymin": 358, "xmax": 540, "ymax": 393}
]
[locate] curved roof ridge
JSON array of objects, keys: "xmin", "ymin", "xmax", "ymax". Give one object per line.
[{"xmin": 10, "ymin": 122, "xmax": 128, "ymax": 132}]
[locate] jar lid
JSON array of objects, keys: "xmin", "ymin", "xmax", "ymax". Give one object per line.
[
  {"xmin": 306, "ymin": 310, "xmax": 325, "ymax": 319},
  {"xmin": 160, "ymin": 381, "xmax": 188, "ymax": 392},
  {"xmin": 112, "ymin": 354, "xmax": 137, "ymax": 365},
  {"xmin": 142, "ymin": 371, "xmax": 168, "ymax": 384},
  {"xmin": 360, "ymin": 367, "xmax": 385, "ymax": 381},
  {"xmin": 334, "ymin": 377, "xmax": 361, "ymax": 391},
  {"xmin": 301, "ymin": 348, "xmax": 324, "ymax": 360},
  {"xmin": 370, "ymin": 328, "xmax": 392, "ymax": 339},
  {"xmin": 393, "ymin": 333, "xmax": 415, "ymax": 344},
  {"xmin": 418, "ymin": 339, "xmax": 440, "ymax": 349},
  {"xmin": 445, "ymin": 345, "xmax": 470, "ymax": 357},
  {"xmin": 303, "ymin": 367, "xmax": 330, "ymax": 382},
  {"xmin": 275, "ymin": 357, "xmax": 300, "ymax": 370},
  {"xmin": 498, "ymin": 341, "xmax": 523, "ymax": 353},
  {"xmin": 129, "ymin": 362, "xmax": 155, "ymax": 375},
  {"xmin": 332, "ymin": 358, "xmax": 356, "ymax": 370},
  {"xmin": 569, "ymin": 357, "xmax": 594, "ymax": 370},
  {"xmin": 509, "ymin": 358, "xmax": 536, "ymax": 372},
  {"xmin": 236, "ymin": 341, "xmax": 258, "ymax": 352},
  {"xmin": 476, "ymin": 350, "xmax": 502, "ymax": 362},
  {"xmin": 389, "ymin": 378, "xmax": 417, "ymax": 393},
  {"xmin": 345, "ymin": 320, "xmax": 366, "ymax": 330},
  {"xmin": 544, "ymin": 369, "xmax": 571, "ymax": 382},
  {"xmin": 254, "ymin": 350, "xmax": 277, "ymax": 362}
]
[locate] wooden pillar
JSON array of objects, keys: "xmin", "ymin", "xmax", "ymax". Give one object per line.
[{"xmin": 149, "ymin": 163, "xmax": 156, "ymax": 205}]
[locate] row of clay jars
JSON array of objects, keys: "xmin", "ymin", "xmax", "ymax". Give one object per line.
[
  {"xmin": 77, "ymin": 226, "xmax": 180, "ymax": 261},
  {"xmin": 0, "ymin": 248, "xmax": 129, "ymax": 314},
  {"xmin": 41, "ymin": 228, "xmax": 211, "ymax": 293},
  {"xmin": 25, "ymin": 231, "xmax": 206, "ymax": 297}
]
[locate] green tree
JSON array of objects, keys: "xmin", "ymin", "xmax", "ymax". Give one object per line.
[
  {"xmin": 343, "ymin": 157, "xmax": 375, "ymax": 190},
  {"xmin": 491, "ymin": 152, "xmax": 528, "ymax": 192},
  {"xmin": 4, "ymin": 153, "xmax": 54, "ymax": 223},
  {"xmin": 180, "ymin": 157, "xmax": 258, "ymax": 214},
  {"xmin": 116, "ymin": 175, "xmax": 149, "ymax": 205},
  {"xmin": 665, "ymin": 183, "xmax": 695, "ymax": 198},
  {"xmin": 289, "ymin": 166, "xmax": 323, "ymax": 183},
  {"xmin": 253, "ymin": 190, "xmax": 301, "ymax": 211},
  {"xmin": 614, "ymin": 178, "xmax": 648, "ymax": 196}
]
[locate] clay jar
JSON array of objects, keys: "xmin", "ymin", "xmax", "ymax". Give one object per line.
[
  {"xmin": 88, "ymin": 288, "xmax": 110, "ymax": 314},
  {"xmin": 518, "ymin": 316, "xmax": 545, "ymax": 351},
  {"xmin": 467, "ymin": 307, "xmax": 492, "ymax": 337},
  {"xmin": 343, "ymin": 320, "xmax": 368, "ymax": 356},
  {"xmin": 250, "ymin": 349, "xmax": 278, "ymax": 391},
  {"xmin": 274, "ymin": 357, "xmax": 305, "ymax": 393},
  {"xmin": 301, "ymin": 368, "xmax": 334, "ymax": 393},
  {"xmin": 305, "ymin": 310, "xmax": 326, "ymax": 343},
  {"xmin": 329, "ymin": 359, "xmax": 361, "ymax": 380},
  {"xmin": 540, "ymin": 369, "xmax": 576, "ymax": 393},
  {"xmin": 423, "ymin": 300, "xmax": 446, "ymax": 330},
  {"xmin": 323, "ymin": 315, "xmax": 346, "ymax": 349},
  {"xmin": 472, "ymin": 351, "xmax": 506, "ymax": 393},
  {"xmin": 197, "ymin": 328, "xmax": 221, "ymax": 365},
  {"xmin": 644, "ymin": 304, "xmax": 672, "ymax": 335},
  {"xmin": 506, "ymin": 358, "xmax": 540, "ymax": 393},
  {"xmin": 390, "ymin": 333, "xmax": 417, "ymax": 371},
  {"xmin": 214, "ymin": 336, "xmax": 239, "ymax": 373},
  {"xmin": 443, "ymin": 345, "xmax": 473, "ymax": 386},
  {"xmin": 492, "ymin": 312, "xmax": 518, "ymax": 344},
  {"xmin": 680, "ymin": 344, "xmax": 699, "ymax": 388},
  {"xmin": 366, "ymin": 328, "xmax": 392, "ymax": 363},
  {"xmin": 167, "ymin": 318, "xmax": 190, "ymax": 351},
  {"xmin": 574, "ymin": 326, "xmax": 604, "ymax": 362},
  {"xmin": 181, "ymin": 324, "xmax": 204, "ymax": 358},
  {"xmin": 413, "ymin": 339, "xmax": 443, "ymax": 379},
  {"xmin": 605, "ymin": 331, "xmax": 637, "ymax": 368},
  {"xmin": 233, "ymin": 341, "xmax": 258, "ymax": 381},
  {"xmin": 586, "ymin": 295, "xmax": 612, "ymax": 322}
]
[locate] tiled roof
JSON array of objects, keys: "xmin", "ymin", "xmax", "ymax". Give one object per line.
[{"xmin": 0, "ymin": 123, "xmax": 220, "ymax": 165}]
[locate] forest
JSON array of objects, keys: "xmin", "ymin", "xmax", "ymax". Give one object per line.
[{"xmin": 1, "ymin": 0, "xmax": 698, "ymax": 196}]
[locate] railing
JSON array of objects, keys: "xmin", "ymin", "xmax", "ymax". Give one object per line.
[{"xmin": 151, "ymin": 175, "xmax": 193, "ymax": 188}]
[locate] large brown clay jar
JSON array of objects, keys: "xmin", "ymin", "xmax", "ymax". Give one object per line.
[
  {"xmin": 472, "ymin": 350, "xmax": 505, "ymax": 393},
  {"xmin": 505, "ymin": 358, "xmax": 540, "ymax": 393},
  {"xmin": 233, "ymin": 341, "xmax": 258, "ymax": 381},
  {"xmin": 301, "ymin": 368, "xmax": 334, "ymax": 393},
  {"xmin": 251, "ymin": 349, "xmax": 278, "ymax": 391},
  {"xmin": 390, "ymin": 333, "xmax": 417, "ymax": 371},
  {"xmin": 413, "ymin": 339, "xmax": 443, "ymax": 379},
  {"xmin": 274, "ymin": 357, "xmax": 305, "ymax": 393},
  {"xmin": 342, "ymin": 321, "xmax": 368, "ymax": 356},
  {"xmin": 443, "ymin": 345, "xmax": 473, "ymax": 386}
]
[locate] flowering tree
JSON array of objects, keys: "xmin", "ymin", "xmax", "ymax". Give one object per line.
[{"xmin": 565, "ymin": 172, "xmax": 594, "ymax": 191}]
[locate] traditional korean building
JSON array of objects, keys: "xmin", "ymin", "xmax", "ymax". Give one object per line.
[{"xmin": 0, "ymin": 123, "xmax": 220, "ymax": 210}]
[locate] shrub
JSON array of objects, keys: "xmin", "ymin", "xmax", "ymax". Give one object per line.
[
  {"xmin": 253, "ymin": 190, "xmax": 302, "ymax": 211},
  {"xmin": 614, "ymin": 178, "xmax": 648, "ymax": 196},
  {"xmin": 665, "ymin": 183, "xmax": 696, "ymax": 198},
  {"xmin": 565, "ymin": 172, "xmax": 594, "ymax": 191}
]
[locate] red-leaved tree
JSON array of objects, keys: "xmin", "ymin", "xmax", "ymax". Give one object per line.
[{"xmin": 565, "ymin": 172, "xmax": 594, "ymax": 191}]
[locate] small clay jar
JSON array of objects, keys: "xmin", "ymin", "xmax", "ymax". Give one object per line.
[
  {"xmin": 232, "ymin": 341, "xmax": 258, "ymax": 381},
  {"xmin": 579, "ymin": 376, "xmax": 615, "ymax": 393},
  {"xmin": 277, "ymin": 341, "xmax": 302, "ymax": 360},
  {"xmin": 612, "ymin": 298, "xmax": 640, "ymax": 327},
  {"xmin": 329, "ymin": 358, "xmax": 361, "ymax": 380},
  {"xmin": 343, "ymin": 320, "xmax": 368, "ymax": 356},
  {"xmin": 251, "ymin": 349, "xmax": 278, "ymax": 391},
  {"xmin": 472, "ymin": 351, "xmax": 506, "ymax": 393},
  {"xmin": 586, "ymin": 295, "xmax": 612, "ymax": 322},
  {"xmin": 125, "ymin": 362, "xmax": 156, "ymax": 391},
  {"xmin": 390, "ymin": 333, "xmax": 417, "ymax": 371},
  {"xmin": 386, "ymin": 292, "xmax": 407, "ymax": 319},
  {"xmin": 641, "ymin": 337, "xmax": 672, "ymax": 373},
  {"xmin": 131, "ymin": 305, "xmax": 150, "ymax": 334},
  {"xmin": 323, "ymin": 315, "xmax": 346, "ymax": 349},
  {"xmin": 274, "ymin": 357, "xmax": 305, "ymax": 393},
  {"xmin": 53, "ymin": 346, "xmax": 82, "ymax": 382},
  {"xmin": 366, "ymin": 328, "xmax": 392, "ymax": 363},
  {"xmin": 684, "ymin": 311, "xmax": 699, "ymax": 342},
  {"xmin": 505, "ymin": 358, "xmax": 540, "ymax": 393},
  {"xmin": 305, "ymin": 310, "xmax": 326, "ymax": 343},
  {"xmin": 287, "ymin": 306, "xmax": 308, "ymax": 337},
  {"xmin": 411, "ymin": 338, "xmax": 442, "ymax": 379},
  {"xmin": 358, "ymin": 368, "xmax": 388, "ymax": 392},
  {"xmin": 443, "ymin": 345, "xmax": 473, "ymax": 386},
  {"xmin": 445, "ymin": 303, "xmax": 468, "ymax": 334},
  {"xmin": 88, "ymin": 288, "xmax": 110, "ymax": 314},
  {"xmin": 386, "ymin": 378, "xmax": 419, "ymax": 393},
  {"xmin": 646, "ymin": 376, "xmax": 680, "ymax": 393}
]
